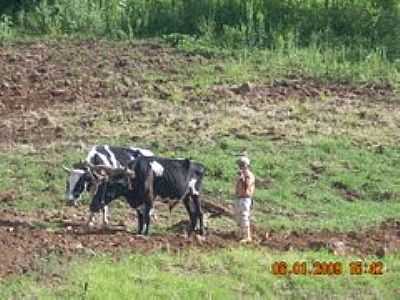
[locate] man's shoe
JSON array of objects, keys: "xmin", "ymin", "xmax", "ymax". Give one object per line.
[{"xmin": 239, "ymin": 226, "xmax": 252, "ymax": 243}]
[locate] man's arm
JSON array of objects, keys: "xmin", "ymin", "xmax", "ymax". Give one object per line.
[
  {"xmin": 248, "ymin": 172, "xmax": 255, "ymax": 195},
  {"xmin": 243, "ymin": 171, "xmax": 249, "ymax": 194}
]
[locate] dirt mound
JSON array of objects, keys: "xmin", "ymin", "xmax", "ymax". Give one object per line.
[
  {"xmin": 0, "ymin": 43, "xmax": 81, "ymax": 116},
  {"xmin": 0, "ymin": 190, "xmax": 17, "ymax": 203},
  {"xmin": 0, "ymin": 209, "xmax": 233, "ymax": 278},
  {"xmin": 223, "ymin": 79, "xmax": 394, "ymax": 101},
  {"xmin": 260, "ymin": 220, "xmax": 400, "ymax": 257},
  {"xmin": 0, "ymin": 207, "xmax": 399, "ymax": 279},
  {"xmin": 0, "ymin": 40, "xmax": 201, "ymax": 117},
  {"xmin": 0, "ymin": 40, "xmax": 210, "ymax": 146}
]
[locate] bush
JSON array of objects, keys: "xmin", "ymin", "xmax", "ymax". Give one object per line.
[{"xmin": 1, "ymin": 0, "xmax": 400, "ymax": 59}]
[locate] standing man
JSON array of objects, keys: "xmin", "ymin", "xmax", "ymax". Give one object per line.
[{"xmin": 235, "ymin": 155, "xmax": 255, "ymax": 243}]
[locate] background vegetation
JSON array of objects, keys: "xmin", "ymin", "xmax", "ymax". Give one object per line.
[{"xmin": 0, "ymin": 0, "xmax": 400, "ymax": 59}]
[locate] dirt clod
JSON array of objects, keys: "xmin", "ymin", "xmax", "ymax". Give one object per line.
[
  {"xmin": 232, "ymin": 82, "xmax": 252, "ymax": 95},
  {"xmin": 0, "ymin": 190, "xmax": 17, "ymax": 203},
  {"xmin": 327, "ymin": 240, "xmax": 348, "ymax": 256}
]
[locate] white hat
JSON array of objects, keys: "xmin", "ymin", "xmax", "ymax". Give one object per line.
[{"xmin": 237, "ymin": 156, "xmax": 250, "ymax": 166}]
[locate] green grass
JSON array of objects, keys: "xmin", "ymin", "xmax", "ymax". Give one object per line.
[
  {"xmin": 0, "ymin": 148, "xmax": 84, "ymax": 210},
  {"xmin": 186, "ymin": 136, "xmax": 400, "ymax": 231},
  {"xmin": 1, "ymin": 135, "xmax": 399, "ymax": 232},
  {"xmin": 1, "ymin": 2, "xmax": 400, "ymax": 87},
  {"xmin": 2, "ymin": 0, "xmax": 400, "ymax": 57},
  {"xmin": 1, "ymin": 248, "xmax": 399, "ymax": 299},
  {"xmin": 175, "ymin": 37, "xmax": 400, "ymax": 87}
]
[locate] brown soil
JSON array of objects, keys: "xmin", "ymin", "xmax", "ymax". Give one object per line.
[
  {"xmin": 0, "ymin": 40, "xmax": 186, "ymax": 117},
  {"xmin": 1, "ymin": 41, "xmax": 397, "ymax": 148},
  {"xmin": 0, "ymin": 208, "xmax": 233, "ymax": 278},
  {"xmin": 259, "ymin": 220, "xmax": 400, "ymax": 257},
  {"xmin": 212, "ymin": 79, "xmax": 394, "ymax": 107},
  {"xmin": 0, "ymin": 207, "xmax": 399, "ymax": 279},
  {"xmin": 0, "ymin": 40, "xmax": 205, "ymax": 146}
]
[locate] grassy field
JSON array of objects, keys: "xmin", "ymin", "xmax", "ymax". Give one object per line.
[
  {"xmin": 2, "ymin": 249, "xmax": 400, "ymax": 299},
  {"xmin": 1, "ymin": 135, "xmax": 400, "ymax": 231},
  {"xmin": 0, "ymin": 38, "xmax": 399, "ymax": 299}
]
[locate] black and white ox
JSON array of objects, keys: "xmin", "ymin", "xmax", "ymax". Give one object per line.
[
  {"xmin": 63, "ymin": 145, "xmax": 154, "ymax": 224},
  {"xmin": 88, "ymin": 156, "xmax": 206, "ymax": 235}
]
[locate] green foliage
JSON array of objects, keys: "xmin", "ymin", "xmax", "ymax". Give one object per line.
[
  {"xmin": 1, "ymin": 0, "xmax": 400, "ymax": 59},
  {"xmin": 0, "ymin": 14, "xmax": 14, "ymax": 39},
  {"xmin": 175, "ymin": 36, "xmax": 399, "ymax": 85}
]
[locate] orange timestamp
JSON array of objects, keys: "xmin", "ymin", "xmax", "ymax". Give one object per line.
[{"xmin": 271, "ymin": 261, "xmax": 384, "ymax": 276}]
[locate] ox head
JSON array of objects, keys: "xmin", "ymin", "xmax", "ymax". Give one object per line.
[
  {"xmin": 88, "ymin": 165, "xmax": 136, "ymax": 213},
  {"xmin": 63, "ymin": 161, "xmax": 97, "ymax": 207}
]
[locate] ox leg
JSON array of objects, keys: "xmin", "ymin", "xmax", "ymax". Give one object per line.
[
  {"xmin": 141, "ymin": 171, "xmax": 154, "ymax": 236},
  {"xmin": 87, "ymin": 212, "xmax": 96, "ymax": 227},
  {"xmin": 102, "ymin": 205, "xmax": 109, "ymax": 226},
  {"xmin": 192, "ymin": 194, "xmax": 204, "ymax": 235},
  {"xmin": 142, "ymin": 203, "xmax": 153, "ymax": 235},
  {"xmin": 183, "ymin": 196, "xmax": 196, "ymax": 234},
  {"xmin": 136, "ymin": 209, "xmax": 144, "ymax": 235},
  {"xmin": 150, "ymin": 208, "xmax": 158, "ymax": 223}
]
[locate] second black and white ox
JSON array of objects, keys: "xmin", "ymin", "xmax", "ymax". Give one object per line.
[
  {"xmin": 64, "ymin": 145, "xmax": 154, "ymax": 205},
  {"xmin": 64, "ymin": 145, "xmax": 154, "ymax": 224},
  {"xmin": 89, "ymin": 157, "xmax": 206, "ymax": 235}
]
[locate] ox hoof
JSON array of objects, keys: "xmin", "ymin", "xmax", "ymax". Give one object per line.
[
  {"xmin": 195, "ymin": 234, "xmax": 206, "ymax": 243},
  {"xmin": 239, "ymin": 237, "xmax": 252, "ymax": 244},
  {"xmin": 136, "ymin": 234, "xmax": 149, "ymax": 240},
  {"xmin": 87, "ymin": 222, "xmax": 95, "ymax": 228}
]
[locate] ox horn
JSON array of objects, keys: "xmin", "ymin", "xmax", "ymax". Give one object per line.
[
  {"xmin": 90, "ymin": 164, "xmax": 115, "ymax": 175},
  {"xmin": 124, "ymin": 167, "xmax": 136, "ymax": 178},
  {"xmin": 86, "ymin": 163, "xmax": 117, "ymax": 176},
  {"xmin": 63, "ymin": 165, "xmax": 72, "ymax": 173},
  {"xmin": 85, "ymin": 163, "xmax": 109, "ymax": 179},
  {"xmin": 85, "ymin": 167, "xmax": 97, "ymax": 182}
]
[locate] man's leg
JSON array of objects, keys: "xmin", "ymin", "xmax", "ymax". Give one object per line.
[
  {"xmin": 234, "ymin": 199, "xmax": 242, "ymax": 239},
  {"xmin": 239, "ymin": 197, "xmax": 252, "ymax": 243}
]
